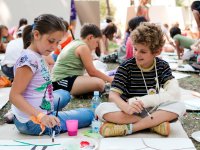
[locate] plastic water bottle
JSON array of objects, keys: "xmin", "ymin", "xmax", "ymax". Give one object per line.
[
  {"xmin": 91, "ymin": 91, "xmax": 101, "ymax": 113},
  {"xmin": 92, "ymin": 116, "xmax": 101, "ymax": 133},
  {"xmin": 91, "ymin": 91, "xmax": 102, "ymax": 133}
]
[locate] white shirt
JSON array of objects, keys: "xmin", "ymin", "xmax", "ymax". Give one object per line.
[{"xmin": 1, "ymin": 38, "xmax": 23, "ymax": 66}]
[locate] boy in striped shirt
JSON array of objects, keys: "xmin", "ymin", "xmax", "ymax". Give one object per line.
[{"xmin": 95, "ymin": 22, "xmax": 186, "ymax": 137}]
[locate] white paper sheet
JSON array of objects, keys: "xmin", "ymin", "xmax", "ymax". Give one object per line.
[{"xmin": 99, "ymin": 138, "xmax": 195, "ymax": 150}]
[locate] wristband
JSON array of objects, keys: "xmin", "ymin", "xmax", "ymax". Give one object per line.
[{"xmin": 37, "ymin": 113, "xmax": 45, "ymax": 122}]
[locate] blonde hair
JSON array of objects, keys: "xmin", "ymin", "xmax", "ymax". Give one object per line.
[{"xmin": 131, "ymin": 22, "xmax": 165, "ymax": 53}]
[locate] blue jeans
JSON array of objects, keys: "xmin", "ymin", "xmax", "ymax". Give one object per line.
[
  {"xmin": 13, "ymin": 89, "xmax": 94, "ymax": 136},
  {"xmin": 1, "ymin": 65, "xmax": 14, "ymax": 80}
]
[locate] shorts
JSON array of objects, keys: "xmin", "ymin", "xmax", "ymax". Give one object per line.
[
  {"xmin": 52, "ymin": 75, "xmax": 78, "ymax": 92},
  {"xmin": 95, "ymin": 101, "xmax": 186, "ymax": 122}
]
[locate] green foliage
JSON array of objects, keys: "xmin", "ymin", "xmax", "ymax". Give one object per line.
[
  {"xmin": 175, "ymin": 0, "xmax": 184, "ymax": 7},
  {"xmin": 100, "ymin": 0, "xmax": 116, "ymax": 21}
]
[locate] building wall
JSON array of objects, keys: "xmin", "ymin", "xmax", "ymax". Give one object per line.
[{"xmin": 0, "ymin": 0, "xmax": 71, "ymax": 28}]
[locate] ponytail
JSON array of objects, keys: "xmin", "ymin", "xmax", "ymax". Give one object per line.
[{"xmin": 23, "ymin": 25, "xmax": 33, "ymax": 49}]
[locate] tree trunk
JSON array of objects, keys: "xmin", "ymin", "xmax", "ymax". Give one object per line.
[{"xmin": 106, "ymin": 0, "xmax": 111, "ymax": 16}]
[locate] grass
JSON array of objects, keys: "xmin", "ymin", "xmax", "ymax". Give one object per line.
[{"xmin": 0, "ymin": 63, "xmax": 200, "ymax": 149}]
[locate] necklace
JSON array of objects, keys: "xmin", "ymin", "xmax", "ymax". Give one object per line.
[{"xmin": 140, "ymin": 59, "xmax": 160, "ymax": 95}]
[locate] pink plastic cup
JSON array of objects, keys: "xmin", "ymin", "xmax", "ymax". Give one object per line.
[{"xmin": 66, "ymin": 120, "xmax": 78, "ymax": 136}]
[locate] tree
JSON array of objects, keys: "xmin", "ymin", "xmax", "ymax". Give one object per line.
[
  {"xmin": 106, "ymin": 0, "xmax": 111, "ymax": 16},
  {"xmin": 176, "ymin": 0, "xmax": 184, "ymax": 7},
  {"xmin": 100, "ymin": 0, "xmax": 116, "ymax": 21}
]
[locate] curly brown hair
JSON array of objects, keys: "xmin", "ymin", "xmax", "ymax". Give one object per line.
[{"xmin": 131, "ymin": 22, "xmax": 165, "ymax": 53}]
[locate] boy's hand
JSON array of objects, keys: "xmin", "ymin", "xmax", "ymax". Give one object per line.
[
  {"xmin": 129, "ymin": 100, "xmax": 144, "ymax": 114},
  {"xmin": 128, "ymin": 97, "xmax": 144, "ymax": 114},
  {"xmin": 41, "ymin": 115, "xmax": 60, "ymax": 128},
  {"xmin": 124, "ymin": 105, "xmax": 139, "ymax": 115},
  {"xmin": 122, "ymin": 100, "xmax": 144, "ymax": 115}
]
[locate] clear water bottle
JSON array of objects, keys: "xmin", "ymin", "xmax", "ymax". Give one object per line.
[
  {"xmin": 91, "ymin": 91, "xmax": 101, "ymax": 113},
  {"xmin": 92, "ymin": 116, "xmax": 101, "ymax": 133}
]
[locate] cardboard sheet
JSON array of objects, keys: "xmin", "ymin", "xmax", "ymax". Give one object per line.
[
  {"xmin": 0, "ymin": 87, "xmax": 10, "ymax": 109},
  {"xmin": 0, "ymin": 121, "xmax": 192, "ymax": 150},
  {"xmin": 180, "ymin": 88, "xmax": 200, "ymax": 111},
  {"xmin": 75, "ymin": 0, "xmax": 100, "ymax": 27},
  {"xmin": 172, "ymin": 72, "xmax": 190, "ymax": 79},
  {"xmin": 0, "ymin": 121, "xmax": 188, "ymax": 140},
  {"xmin": 0, "ymin": 54, "xmax": 5, "ymax": 68}
]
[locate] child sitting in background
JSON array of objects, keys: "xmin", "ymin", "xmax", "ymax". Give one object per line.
[
  {"xmin": 125, "ymin": 16, "xmax": 147, "ymax": 59},
  {"xmin": 52, "ymin": 23, "xmax": 113, "ymax": 97},
  {"xmin": 95, "ymin": 22, "xmax": 186, "ymax": 137},
  {"xmin": 10, "ymin": 14, "xmax": 93, "ymax": 136},
  {"xmin": 0, "ymin": 25, "xmax": 14, "ymax": 53},
  {"xmin": 51, "ymin": 20, "xmax": 73, "ymax": 62},
  {"xmin": 97, "ymin": 22, "xmax": 117, "ymax": 56},
  {"xmin": 1, "ymin": 25, "xmax": 25, "ymax": 80},
  {"xmin": 170, "ymin": 26, "xmax": 196, "ymax": 59},
  {"xmin": 102, "ymin": 16, "xmax": 147, "ymax": 64}
]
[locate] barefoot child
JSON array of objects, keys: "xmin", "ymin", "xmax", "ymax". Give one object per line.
[
  {"xmin": 10, "ymin": 14, "xmax": 93, "ymax": 136},
  {"xmin": 52, "ymin": 23, "xmax": 113, "ymax": 96},
  {"xmin": 96, "ymin": 22, "xmax": 186, "ymax": 137}
]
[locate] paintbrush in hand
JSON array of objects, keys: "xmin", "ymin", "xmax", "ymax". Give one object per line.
[
  {"xmin": 52, "ymin": 98, "xmax": 60, "ymax": 142},
  {"xmin": 144, "ymin": 107, "xmax": 153, "ymax": 119},
  {"xmin": 135, "ymin": 98, "xmax": 153, "ymax": 119}
]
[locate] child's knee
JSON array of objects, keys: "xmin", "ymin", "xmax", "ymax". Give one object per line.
[
  {"xmin": 95, "ymin": 79, "xmax": 105, "ymax": 92},
  {"xmin": 59, "ymin": 89, "xmax": 71, "ymax": 101},
  {"xmin": 95, "ymin": 102, "xmax": 120, "ymax": 121},
  {"xmin": 76, "ymin": 108, "xmax": 94, "ymax": 123},
  {"xmin": 53, "ymin": 89, "xmax": 71, "ymax": 108}
]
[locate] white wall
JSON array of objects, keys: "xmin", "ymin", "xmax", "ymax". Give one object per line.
[
  {"xmin": 0, "ymin": 0, "xmax": 71, "ymax": 28},
  {"xmin": 110, "ymin": 0, "xmax": 130, "ymax": 34},
  {"xmin": 149, "ymin": 6, "xmax": 185, "ymax": 29}
]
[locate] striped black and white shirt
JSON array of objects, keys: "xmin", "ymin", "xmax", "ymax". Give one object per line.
[{"xmin": 111, "ymin": 57, "xmax": 174, "ymax": 102}]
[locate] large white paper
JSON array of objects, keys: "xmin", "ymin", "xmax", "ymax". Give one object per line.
[{"xmin": 99, "ymin": 138, "xmax": 195, "ymax": 150}]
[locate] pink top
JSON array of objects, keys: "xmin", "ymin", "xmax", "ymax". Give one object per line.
[{"xmin": 126, "ymin": 37, "xmax": 134, "ymax": 59}]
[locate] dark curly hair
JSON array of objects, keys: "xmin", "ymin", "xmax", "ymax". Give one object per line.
[
  {"xmin": 131, "ymin": 22, "xmax": 165, "ymax": 53},
  {"xmin": 169, "ymin": 26, "xmax": 181, "ymax": 38}
]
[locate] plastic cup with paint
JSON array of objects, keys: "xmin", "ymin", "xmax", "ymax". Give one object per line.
[{"xmin": 66, "ymin": 120, "xmax": 78, "ymax": 136}]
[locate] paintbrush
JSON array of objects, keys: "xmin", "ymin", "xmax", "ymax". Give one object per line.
[
  {"xmin": 144, "ymin": 107, "xmax": 153, "ymax": 119},
  {"xmin": 135, "ymin": 98, "xmax": 153, "ymax": 120},
  {"xmin": 52, "ymin": 98, "xmax": 60, "ymax": 142}
]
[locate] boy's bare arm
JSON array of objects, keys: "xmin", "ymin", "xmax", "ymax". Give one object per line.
[{"xmin": 109, "ymin": 91, "xmax": 143, "ymax": 114}]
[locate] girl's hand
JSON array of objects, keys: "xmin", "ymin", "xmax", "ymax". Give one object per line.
[{"xmin": 40, "ymin": 115, "xmax": 60, "ymax": 128}]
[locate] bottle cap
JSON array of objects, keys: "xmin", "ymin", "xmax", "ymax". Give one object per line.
[{"xmin": 94, "ymin": 91, "xmax": 99, "ymax": 96}]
